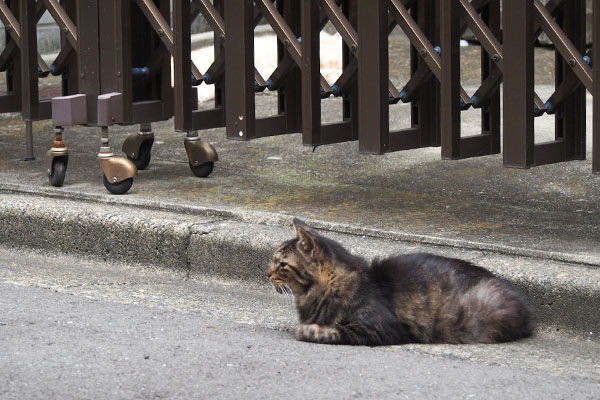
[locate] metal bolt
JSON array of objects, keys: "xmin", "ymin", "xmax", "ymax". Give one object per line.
[
  {"xmin": 130, "ymin": 153, "xmax": 135, "ymax": 158},
  {"xmin": 5, "ymin": 25, "xmax": 11, "ymax": 32},
  {"xmin": 350, "ymin": 44, "xmax": 358, "ymax": 53},
  {"xmin": 112, "ymin": 177, "xmax": 118, "ymax": 183},
  {"xmin": 568, "ymin": 58, "xmax": 576, "ymax": 67},
  {"xmin": 492, "ymin": 54, "xmax": 500, "ymax": 62},
  {"xmin": 219, "ymin": 35, "xmax": 225, "ymax": 43},
  {"xmin": 238, "ymin": 131, "xmax": 244, "ymax": 137},
  {"xmin": 116, "ymin": 71, "xmax": 121, "ymax": 77},
  {"xmin": 239, "ymin": 114, "xmax": 244, "ymax": 121},
  {"xmin": 193, "ymin": 161, "xmax": 199, "ymax": 166},
  {"xmin": 420, "ymin": 49, "xmax": 427, "ymax": 57},
  {"xmin": 158, "ymin": 29, "xmax": 164, "ymax": 37},
  {"xmin": 284, "ymin": 40, "xmax": 290, "ymax": 48},
  {"xmin": 62, "ymin": 27, "xmax": 68, "ymax": 34},
  {"xmin": 80, "ymin": 73, "xmax": 85, "ymax": 79}
]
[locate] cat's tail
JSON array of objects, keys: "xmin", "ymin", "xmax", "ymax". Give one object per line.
[{"xmin": 462, "ymin": 278, "xmax": 535, "ymax": 344}]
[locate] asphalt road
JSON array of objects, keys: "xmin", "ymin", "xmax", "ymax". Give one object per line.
[{"xmin": 1, "ymin": 246, "xmax": 599, "ymax": 399}]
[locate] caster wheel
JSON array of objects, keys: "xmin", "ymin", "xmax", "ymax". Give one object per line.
[
  {"xmin": 103, "ymin": 175, "xmax": 133, "ymax": 195},
  {"xmin": 49, "ymin": 157, "xmax": 68, "ymax": 187},
  {"xmin": 126, "ymin": 140, "xmax": 153, "ymax": 170},
  {"xmin": 189, "ymin": 161, "xmax": 214, "ymax": 178}
]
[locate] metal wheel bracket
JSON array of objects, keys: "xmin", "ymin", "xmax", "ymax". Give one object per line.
[
  {"xmin": 184, "ymin": 138, "xmax": 218, "ymax": 167},
  {"xmin": 47, "ymin": 149, "xmax": 69, "ymax": 176},
  {"xmin": 122, "ymin": 132, "xmax": 155, "ymax": 159},
  {"xmin": 99, "ymin": 157, "xmax": 138, "ymax": 184}
]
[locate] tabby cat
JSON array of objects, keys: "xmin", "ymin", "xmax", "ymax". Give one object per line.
[{"xmin": 268, "ymin": 218, "xmax": 534, "ymax": 345}]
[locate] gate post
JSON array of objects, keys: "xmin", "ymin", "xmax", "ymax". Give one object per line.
[{"xmin": 503, "ymin": 0, "xmax": 535, "ymax": 168}]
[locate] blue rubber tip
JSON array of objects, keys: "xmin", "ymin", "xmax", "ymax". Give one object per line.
[
  {"xmin": 459, "ymin": 98, "xmax": 465, "ymax": 108},
  {"xmin": 332, "ymin": 85, "xmax": 340, "ymax": 97},
  {"xmin": 434, "ymin": 46, "xmax": 442, "ymax": 55},
  {"xmin": 399, "ymin": 90, "xmax": 408, "ymax": 102},
  {"xmin": 545, "ymin": 101, "xmax": 553, "ymax": 113},
  {"xmin": 50, "ymin": 65, "xmax": 57, "ymax": 75},
  {"xmin": 583, "ymin": 56, "xmax": 591, "ymax": 65},
  {"xmin": 471, "ymin": 96, "xmax": 480, "ymax": 108},
  {"xmin": 254, "ymin": 80, "xmax": 260, "ymax": 91},
  {"xmin": 132, "ymin": 67, "xmax": 150, "ymax": 78},
  {"xmin": 203, "ymin": 73, "xmax": 212, "ymax": 84},
  {"xmin": 297, "ymin": 37, "xmax": 302, "ymax": 43},
  {"xmin": 266, "ymin": 79, "xmax": 274, "ymax": 90},
  {"xmin": 320, "ymin": 86, "xmax": 325, "ymax": 97}
]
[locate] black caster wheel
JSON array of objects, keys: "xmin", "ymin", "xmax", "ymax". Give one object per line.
[
  {"xmin": 189, "ymin": 161, "xmax": 214, "ymax": 178},
  {"xmin": 49, "ymin": 157, "xmax": 68, "ymax": 187},
  {"xmin": 126, "ymin": 140, "xmax": 153, "ymax": 170},
  {"xmin": 103, "ymin": 175, "xmax": 133, "ymax": 195}
]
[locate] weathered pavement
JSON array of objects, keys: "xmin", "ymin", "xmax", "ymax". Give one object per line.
[{"xmin": 1, "ymin": 246, "xmax": 599, "ymax": 400}]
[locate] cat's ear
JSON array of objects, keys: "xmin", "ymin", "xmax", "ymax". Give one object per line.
[
  {"xmin": 293, "ymin": 218, "xmax": 317, "ymax": 258},
  {"xmin": 293, "ymin": 218, "xmax": 313, "ymax": 236}
]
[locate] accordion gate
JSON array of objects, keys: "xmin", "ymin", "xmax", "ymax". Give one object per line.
[{"xmin": 0, "ymin": 0, "xmax": 597, "ymax": 195}]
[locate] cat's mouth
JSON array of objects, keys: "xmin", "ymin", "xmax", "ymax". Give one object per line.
[
  {"xmin": 270, "ymin": 280, "xmax": 292, "ymax": 296},
  {"xmin": 274, "ymin": 285, "xmax": 286, "ymax": 294}
]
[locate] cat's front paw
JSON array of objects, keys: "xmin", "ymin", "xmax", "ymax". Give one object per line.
[{"xmin": 295, "ymin": 324, "xmax": 341, "ymax": 344}]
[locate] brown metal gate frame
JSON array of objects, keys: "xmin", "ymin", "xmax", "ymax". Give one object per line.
[
  {"xmin": 0, "ymin": 0, "xmax": 54, "ymax": 161},
  {"xmin": 2, "ymin": 0, "xmax": 597, "ymax": 196},
  {"xmin": 358, "ymin": 0, "xmax": 443, "ymax": 155},
  {"xmin": 503, "ymin": 0, "xmax": 593, "ymax": 169}
]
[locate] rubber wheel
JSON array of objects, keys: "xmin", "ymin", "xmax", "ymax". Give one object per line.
[
  {"xmin": 49, "ymin": 157, "xmax": 68, "ymax": 187},
  {"xmin": 189, "ymin": 161, "xmax": 214, "ymax": 178},
  {"xmin": 126, "ymin": 140, "xmax": 153, "ymax": 170},
  {"xmin": 103, "ymin": 175, "xmax": 133, "ymax": 195}
]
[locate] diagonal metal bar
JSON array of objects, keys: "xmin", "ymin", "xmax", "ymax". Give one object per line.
[
  {"xmin": 50, "ymin": 43, "xmax": 74, "ymax": 75},
  {"xmin": 388, "ymin": 0, "xmax": 471, "ymax": 107},
  {"xmin": 320, "ymin": 0, "xmax": 400, "ymax": 98},
  {"xmin": 458, "ymin": 0, "xmax": 546, "ymax": 112},
  {"xmin": 544, "ymin": 50, "xmax": 592, "ymax": 114},
  {"xmin": 191, "ymin": 0, "xmax": 265, "ymax": 86},
  {"xmin": 320, "ymin": 0, "xmax": 358, "ymax": 56},
  {"xmin": 0, "ymin": 40, "xmax": 18, "ymax": 72},
  {"xmin": 0, "ymin": 1, "xmax": 49, "ymax": 74},
  {"xmin": 533, "ymin": 0, "xmax": 593, "ymax": 92},
  {"xmin": 459, "ymin": 0, "xmax": 503, "ymax": 70},
  {"xmin": 135, "ymin": 0, "xmax": 203, "ymax": 81},
  {"xmin": 254, "ymin": 0, "xmax": 302, "ymax": 65},
  {"xmin": 193, "ymin": 0, "xmax": 225, "ymax": 37},
  {"xmin": 254, "ymin": 0, "xmax": 331, "ymax": 93},
  {"xmin": 399, "ymin": 63, "xmax": 433, "ymax": 103},
  {"xmin": 41, "ymin": 0, "xmax": 77, "ymax": 48}
]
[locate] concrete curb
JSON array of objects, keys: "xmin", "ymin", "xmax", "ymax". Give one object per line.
[
  {"xmin": 1, "ymin": 188, "xmax": 598, "ymax": 338},
  {"xmin": 2, "ymin": 183, "xmax": 600, "ymax": 268}
]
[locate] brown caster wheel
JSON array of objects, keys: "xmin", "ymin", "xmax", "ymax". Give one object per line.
[
  {"xmin": 99, "ymin": 157, "xmax": 137, "ymax": 195},
  {"xmin": 123, "ymin": 131, "xmax": 154, "ymax": 171},
  {"xmin": 184, "ymin": 137, "xmax": 218, "ymax": 178},
  {"xmin": 48, "ymin": 156, "xmax": 68, "ymax": 187}
]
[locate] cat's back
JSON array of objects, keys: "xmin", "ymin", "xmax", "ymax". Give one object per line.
[
  {"xmin": 368, "ymin": 253, "xmax": 533, "ymax": 343},
  {"xmin": 369, "ymin": 252, "xmax": 494, "ymax": 292}
]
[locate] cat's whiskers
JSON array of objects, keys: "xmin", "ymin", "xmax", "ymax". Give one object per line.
[{"xmin": 284, "ymin": 285, "xmax": 295, "ymax": 307}]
